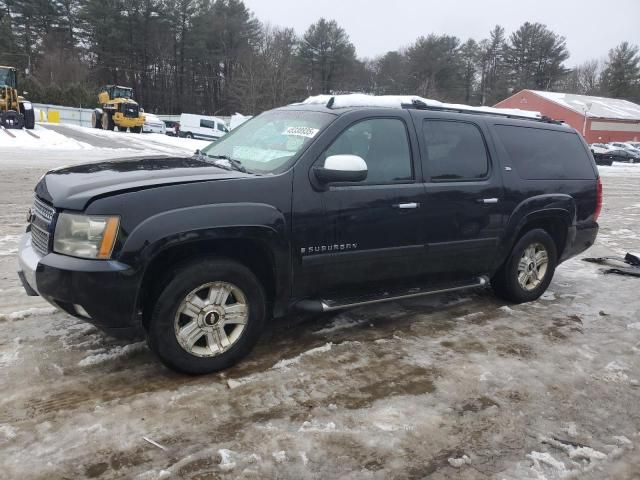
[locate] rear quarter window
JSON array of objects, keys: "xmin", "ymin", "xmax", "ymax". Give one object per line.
[{"xmin": 494, "ymin": 125, "xmax": 595, "ymax": 180}]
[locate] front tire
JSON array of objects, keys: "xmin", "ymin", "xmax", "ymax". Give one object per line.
[
  {"xmin": 147, "ymin": 258, "xmax": 266, "ymax": 374},
  {"xmin": 102, "ymin": 112, "xmax": 115, "ymax": 131},
  {"xmin": 492, "ymin": 229, "xmax": 557, "ymax": 303},
  {"xmin": 21, "ymin": 106, "xmax": 35, "ymax": 129}
]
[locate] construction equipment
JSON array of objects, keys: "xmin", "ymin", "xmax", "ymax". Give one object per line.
[
  {"xmin": 0, "ymin": 65, "xmax": 35, "ymax": 129},
  {"xmin": 92, "ymin": 85, "xmax": 144, "ymax": 133}
]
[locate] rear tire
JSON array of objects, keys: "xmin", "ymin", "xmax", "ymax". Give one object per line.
[
  {"xmin": 492, "ymin": 229, "xmax": 557, "ymax": 303},
  {"xmin": 185, "ymin": 132, "xmax": 193, "ymax": 139},
  {"xmin": 147, "ymin": 258, "xmax": 266, "ymax": 374}
]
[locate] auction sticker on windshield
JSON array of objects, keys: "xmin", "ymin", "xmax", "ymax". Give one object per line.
[{"xmin": 283, "ymin": 126, "xmax": 319, "ymax": 138}]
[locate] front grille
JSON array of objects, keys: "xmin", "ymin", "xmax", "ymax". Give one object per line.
[
  {"xmin": 30, "ymin": 197, "xmax": 55, "ymax": 256},
  {"xmin": 33, "ymin": 197, "xmax": 54, "ymax": 222},
  {"xmin": 122, "ymin": 104, "xmax": 139, "ymax": 118}
]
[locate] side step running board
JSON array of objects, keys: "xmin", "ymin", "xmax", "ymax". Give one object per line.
[{"xmin": 296, "ymin": 276, "xmax": 489, "ymax": 313}]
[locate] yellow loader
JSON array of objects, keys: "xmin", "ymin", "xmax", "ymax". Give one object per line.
[
  {"xmin": 92, "ymin": 85, "xmax": 144, "ymax": 133},
  {"xmin": 0, "ymin": 65, "xmax": 35, "ymax": 129}
]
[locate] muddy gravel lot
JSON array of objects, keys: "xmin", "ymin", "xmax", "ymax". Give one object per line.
[{"xmin": 1, "ymin": 150, "xmax": 639, "ymax": 479}]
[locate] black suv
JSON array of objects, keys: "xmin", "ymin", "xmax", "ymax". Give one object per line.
[{"xmin": 17, "ymin": 96, "xmax": 601, "ymax": 374}]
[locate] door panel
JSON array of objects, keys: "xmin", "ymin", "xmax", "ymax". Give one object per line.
[
  {"xmin": 415, "ymin": 114, "xmax": 505, "ymax": 278},
  {"xmin": 292, "ymin": 114, "xmax": 426, "ymax": 297}
]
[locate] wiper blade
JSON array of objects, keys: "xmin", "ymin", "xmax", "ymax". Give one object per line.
[{"xmin": 206, "ymin": 154, "xmax": 248, "ymax": 173}]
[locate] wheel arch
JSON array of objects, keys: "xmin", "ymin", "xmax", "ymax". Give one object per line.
[
  {"xmin": 494, "ymin": 194, "xmax": 576, "ymax": 272},
  {"xmin": 122, "ymin": 203, "xmax": 290, "ymax": 330},
  {"xmin": 138, "ymin": 236, "xmax": 281, "ymax": 331}
]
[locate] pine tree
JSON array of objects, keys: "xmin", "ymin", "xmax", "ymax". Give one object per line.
[
  {"xmin": 298, "ymin": 18, "xmax": 357, "ymax": 94},
  {"xmin": 504, "ymin": 22, "xmax": 569, "ymax": 92},
  {"xmin": 601, "ymin": 42, "xmax": 640, "ymax": 101}
]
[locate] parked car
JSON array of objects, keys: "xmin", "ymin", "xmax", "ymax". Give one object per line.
[
  {"xmin": 17, "ymin": 95, "xmax": 601, "ymax": 374},
  {"xmin": 179, "ymin": 113, "xmax": 229, "ymax": 140},
  {"xmin": 142, "ymin": 113, "xmax": 167, "ymax": 134},
  {"xmin": 603, "ymin": 148, "xmax": 639, "ymax": 164},
  {"xmin": 610, "ymin": 142, "xmax": 640, "ymax": 158},
  {"xmin": 590, "ymin": 143, "xmax": 612, "ymax": 152}
]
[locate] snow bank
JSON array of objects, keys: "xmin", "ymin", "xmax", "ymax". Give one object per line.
[{"xmin": 0, "ymin": 125, "xmax": 92, "ymax": 150}]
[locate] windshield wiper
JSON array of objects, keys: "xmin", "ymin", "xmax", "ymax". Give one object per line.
[{"xmin": 200, "ymin": 152, "xmax": 247, "ymax": 173}]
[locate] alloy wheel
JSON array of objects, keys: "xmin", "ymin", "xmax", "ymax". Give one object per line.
[
  {"xmin": 174, "ymin": 281, "xmax": 249, "ymax": 357},
  {"xmin": 517, "ymin": 242, "xmax": 549, "ymax": 291}
]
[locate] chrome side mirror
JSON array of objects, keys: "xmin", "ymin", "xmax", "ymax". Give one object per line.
[{"xmin": 314, "ymin": 154, "xmax": 368, "ymax": 183}]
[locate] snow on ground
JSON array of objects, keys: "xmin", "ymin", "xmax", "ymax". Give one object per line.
[
  {"xmin": 0, "ymin": 124, "xmax": 93, "ymax": 150},
  {"xmin": 0, "ymin": 150, "xmax": 639, "ymax": 478},
  {"xmin": 0, "ymin": 123, "xmax": 209, "ymax": 169}
]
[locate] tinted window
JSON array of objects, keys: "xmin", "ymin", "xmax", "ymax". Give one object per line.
[
  {"xmin": 495, "ymin": 125, "xmax": 595, "ymax": 180},
  {"xmin": 324, "ymin": 118, "xmax": 413, "ymax": 184},
  {"xmin": 200, "ymin": 119, "xmax": 215, "ymax": 129},
  {"xmin": 422, "ymin": 120, "xmax": 489, "ymax": 181}
]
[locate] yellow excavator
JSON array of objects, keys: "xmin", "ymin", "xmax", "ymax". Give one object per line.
[
  {"xmin": 92, "ymin": 85, "xmax": 144, "ymax": 133},
  {"xmin": 0, "ymin": 65, "xmax": 35, "ymax": 129}
]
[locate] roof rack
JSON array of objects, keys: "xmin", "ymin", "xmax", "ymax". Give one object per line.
[
  {"xmin": 402, "ymin": 99, "xmax": 563, "ymax": 125},
  {"xmin": 298, "ymin": 94, "xmax": 562, "ymax": 124}
]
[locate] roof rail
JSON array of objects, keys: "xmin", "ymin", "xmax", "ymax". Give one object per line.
[{"xmin": 402, "ymin": 99, "xmax": 563, "ymax": 124}]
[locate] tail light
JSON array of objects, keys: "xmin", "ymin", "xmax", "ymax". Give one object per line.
[{"xmin": 594, "ymin": 177, "xmax": 603, "ymax": 221}]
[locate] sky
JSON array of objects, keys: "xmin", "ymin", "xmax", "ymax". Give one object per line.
[{"xmin": 242, "ymin": 0, "xmax": 640, "ymax": 66}]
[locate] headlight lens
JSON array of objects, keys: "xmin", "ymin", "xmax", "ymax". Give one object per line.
[{"xmin": 53, "ymin": 213, "xmax": 120, "ymax": 259}]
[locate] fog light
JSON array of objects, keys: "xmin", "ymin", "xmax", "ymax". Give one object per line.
[{"xmin": 74, "ymin": 304, "xmax": 91, "ymax": 318}]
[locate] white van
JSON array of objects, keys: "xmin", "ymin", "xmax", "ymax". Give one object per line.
[{"xmin": 179, "ymin": 113, "xmax": 229, "ymax": 140}]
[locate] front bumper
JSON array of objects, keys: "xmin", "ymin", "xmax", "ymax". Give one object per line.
[
  {"xmin": 114, "ymin": 113, "xmax": 144, "ymax": 128},
  {"xmin": 17, "ymin": 233, "xmax": 143, "ymax": 338}
]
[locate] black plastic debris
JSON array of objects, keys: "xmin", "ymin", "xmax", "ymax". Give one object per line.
[{"xmin": 582, "ymin": 253, "xmax": 640, "ymax": 277}]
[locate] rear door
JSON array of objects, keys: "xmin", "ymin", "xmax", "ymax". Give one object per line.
[{"xmin": 412, "ymin": 113, "xmax": 505, "ymax": 278}]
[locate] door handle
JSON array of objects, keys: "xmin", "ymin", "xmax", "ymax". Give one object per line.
[
  {"xmin": 393, "ymin": 202, "xmax": 420, "ymax": 209},
  {"xmin": 476, "ymin": 198, "xmax": 499, "ymax": 204}
]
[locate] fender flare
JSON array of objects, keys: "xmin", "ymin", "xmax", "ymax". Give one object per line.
[
  {"xmin": 495, "ymin": 194, "xmax": 576, "ymax": 268},
  {"xmin": 121, "ymin": 203, "xmax": 290, "ymax": 314}
]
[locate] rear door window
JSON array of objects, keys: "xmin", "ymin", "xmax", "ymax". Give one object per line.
[
  {"xmin": 495, "ymin": 125, "xmax": 595, "ymax": 180},
  {"xmin": 422, "ymin": 120, "xmax": 489, "ymax": 181}
]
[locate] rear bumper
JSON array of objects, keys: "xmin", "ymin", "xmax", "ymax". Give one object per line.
[
  {"xmin": 560, "ymin": 222, "xmax": 599, "ymax": 263},
  {"xmin": 17, "ymin": 233, "xmax": 143, "ymax": 339}
]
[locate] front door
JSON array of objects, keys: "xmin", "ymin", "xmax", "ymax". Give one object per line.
[
  {"xmin": 414, "ymin": 115, "xmax": 504, "ymax": 279},
  {"xmin": 292, "ymin": 114, "xmax": 426, "ymax": 297}
]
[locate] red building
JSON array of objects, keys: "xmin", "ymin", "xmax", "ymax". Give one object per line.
[{"xmin": 495, "ymin": 90, "xmax": 640, "ymax": 144}]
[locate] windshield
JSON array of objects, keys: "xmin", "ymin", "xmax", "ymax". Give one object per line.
[
  {"xmin": 111, "ymin": 87, "xmax": 132, "ymax": 99},
  {"xmin": 0, "ymin": 68, "xmax": 16, "ymax": 88},
  {"xmin": 201, "ymin": 110, "xmax": 334, "ymax": 174}
]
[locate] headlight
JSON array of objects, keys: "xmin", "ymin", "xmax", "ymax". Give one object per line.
[{"xmin": 53, "ymin": 213, "xmax": 120, "ymax": 259}]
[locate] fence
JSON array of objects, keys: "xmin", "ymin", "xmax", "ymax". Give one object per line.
[
  {"xmin": 33, "ymin": 103, "xmax": 95, "ymax": 128},
  {"xmin": 32, "ymin": 104, "xmax": 239, "ymax": 129}
]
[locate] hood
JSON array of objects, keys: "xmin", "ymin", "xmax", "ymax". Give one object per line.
[{"xmin": 35, "ymin": 156, "xmax": 250, "ymax": 210}]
